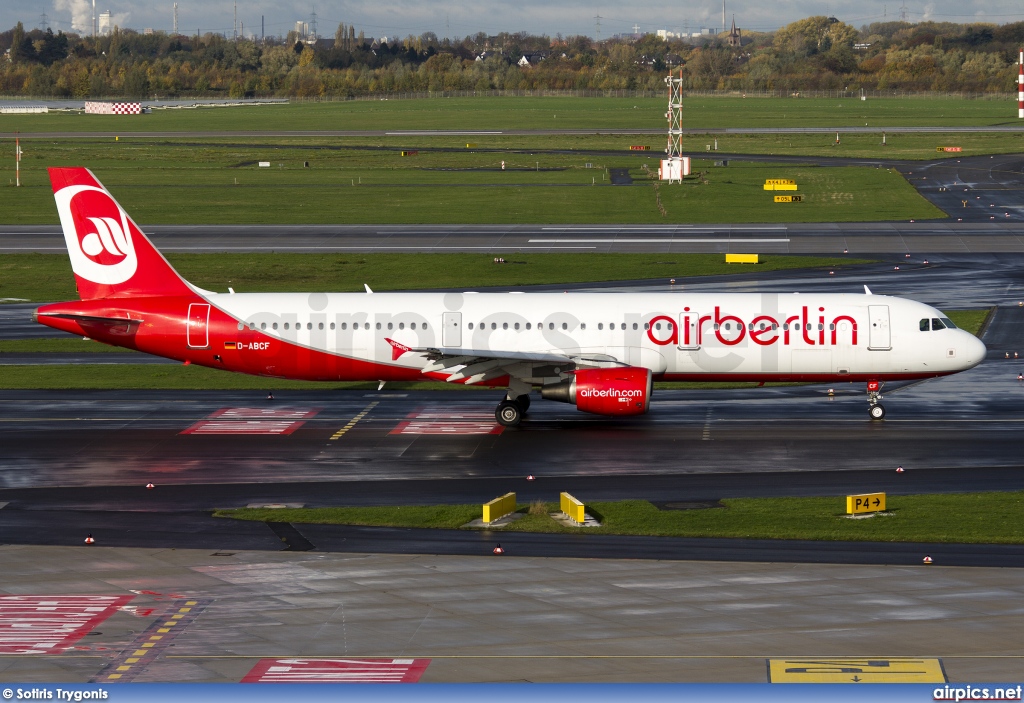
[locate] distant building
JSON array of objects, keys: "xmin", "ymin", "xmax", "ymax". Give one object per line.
[
  {"xmin": 517, "ymin": 53, "xmax": 546, "ymax": 66},
  {"xmin": 143, "ymin": 27, "xmax": 153, "ymax": 35},
  {"xmin": 98, "ymin": 10, "xmax": 112, "ymax": 36},
  {"xmin": 727, "ymin": 15, "xmax": 741, "ymax": 46},
  {"xmin": 854, "ymin": 42, "xmax": 873, "ymax": 50}
]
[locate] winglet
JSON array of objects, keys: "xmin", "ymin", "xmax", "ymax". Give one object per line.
[
  {"xmin": 385, "ymin": 337, "xmax": 413, "ymax": 361},
  {"xmin": 364, "ymin": 283, "xmax": 373, "ymax": 294},
  {"xmin": 864, "ymin": 285, "xmax": 873, "ymax": 295}
]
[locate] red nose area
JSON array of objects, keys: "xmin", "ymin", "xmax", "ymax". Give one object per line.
[{"xmin": 69, "ymin": 189, "xmax": 129, "ymax": 266}]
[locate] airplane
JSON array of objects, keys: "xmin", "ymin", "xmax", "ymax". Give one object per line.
[{"xmin": 35, "ymin": 167, "xmax": 987, "ymax": 427}]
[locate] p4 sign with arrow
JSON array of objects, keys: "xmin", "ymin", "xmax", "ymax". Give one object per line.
[{"xmin": 847, "ymin": 492, "xmax": 886, "ymax": 514}]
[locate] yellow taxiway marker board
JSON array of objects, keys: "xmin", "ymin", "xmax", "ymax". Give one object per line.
[{"xmin": 767, "ymin": 658, "xmax": 947, "ymax": 683}]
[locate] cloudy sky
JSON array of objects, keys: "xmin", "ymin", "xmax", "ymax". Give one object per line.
[{"xmin": 6, "ymin": 0, "xmax": 1024, "ymax": 40}]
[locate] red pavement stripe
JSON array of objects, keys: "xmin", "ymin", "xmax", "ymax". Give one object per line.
[
  {"xmin": 241, "ymin": 658, "xmax": 431, "ymax": 683},
  {"xmin": 0, "ymin": 595, "xmax": 134, "ymax": 654},
  {"xmin": 180, "ymin": 420, "xmax": 306, "ymax": 435}
]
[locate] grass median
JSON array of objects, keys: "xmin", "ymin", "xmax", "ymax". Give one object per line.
[{"xmin": 214, "ymin": 491, "xmax": 1024, "ymax": 544}]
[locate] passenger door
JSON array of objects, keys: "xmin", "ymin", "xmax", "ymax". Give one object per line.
[
  {"xmin": 187, "ymin": 303, "xmax": 210, "ymax": 348},
  {"xmin": 442, "ymin": 312, "xmax": 462, "ymax": 347},
  {"xmin": 868, "ymin": 305, "xmax": 891, "ymax": 350}
]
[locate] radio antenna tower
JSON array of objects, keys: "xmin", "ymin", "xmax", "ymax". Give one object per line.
[
  {"xmin": 594, "ymin": 13, "xmax": 602, "ymax": 40},
  {"xmin": 233, "ymin": 0, "xmax": 237, "ymax": 39},
  {"xmin": 662, "ymin": 69, "xmax": 686, "ymax": 183},
  {"xmin": 173, "ymin": 3, "xmax": 178, "ymax": 34},
  {"xmin": 310, "ymin": 8, "xmax": 318, "ymax": 40},
  {"xmin": 899, "ymin": 2, "xmax": 908, "ymax": 21}
]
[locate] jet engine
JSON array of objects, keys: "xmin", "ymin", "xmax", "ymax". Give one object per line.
[{"xmin": 541, "ymin": 367, "xmax": 652, "ymax": 416}]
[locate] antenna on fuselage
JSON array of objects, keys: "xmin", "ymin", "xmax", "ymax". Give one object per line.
[
  {"xmin": 364, "ymin": 284, "xmax": 374, "ymax": 294},
  {"xmin": 864, "ymin": 285, "xmax": 873, "ymax": 295}
]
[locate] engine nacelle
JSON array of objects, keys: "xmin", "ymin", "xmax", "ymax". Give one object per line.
[{"xmin": 541, "ymin": 367, "xmax": 652, "ymax": 416}]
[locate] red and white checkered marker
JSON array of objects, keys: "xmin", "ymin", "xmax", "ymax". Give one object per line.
[
  {"xmin": 896, "ymin": 466, "xmax": 905, "ymax": 473},
  {"xmin": 145, "ymin": 482, "xmax": 155, "ymax": 489},
  {"xmin": 84, "ymin": 534, "xmax": 95, "ymax": 545},
  {"xmin": 1019, "ymin": 49, "xmax": 1023, "ymax": 119},
  {"xmin": 923, "ymin": 555, "xmax": 933, "ymax": 564},
  {"xmin": 493, "ymin": 544, "xmax": 504, "ymax": 555},
  {"xmin": 894, "ymin": 266, "xmax": 900, "ymax": 271},
  {"xmin": 526, "ymin": 474, "xmax": 535, "ymax": 481},
  {"xmin": 242, "ymin": 658, "xmax": 430, "ymax": 683}
]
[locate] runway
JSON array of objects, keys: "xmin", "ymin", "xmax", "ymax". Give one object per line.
[
  {"xmin": 2, "ymin": 259, "xmax": 1023, "ymax": 683},
  {"xmin": 3, "ymin": 221, "xmax": 1024, "ymax": 254}
]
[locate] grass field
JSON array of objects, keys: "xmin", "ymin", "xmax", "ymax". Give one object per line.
[
  {"xmin": 2, "ymin": 137, "xmax": 944, "ymax": 225},
  {"xmin": 215, "ymin": 491, "xmax": 1024, "ymax": 544},
  {"xmin": 2, "ymin": 96, "xmax": 1018, "ymax": 134}
]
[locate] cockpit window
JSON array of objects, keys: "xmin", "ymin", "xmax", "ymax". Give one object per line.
[
  {"xmin": 940, "ymin": 317, "xmax": 957, "ymax": 329},
  {"xmin": 920, "ymin": 318, "xmax": 929, "ymax": 331},
  {"xmin": 931, "ymin": 318, "xmax": 945, "ymax": 330}
]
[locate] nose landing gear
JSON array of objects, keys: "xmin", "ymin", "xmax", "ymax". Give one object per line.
[{"xmin": 867, "ymin": 379, "xmax": 885, "ymax": 420}]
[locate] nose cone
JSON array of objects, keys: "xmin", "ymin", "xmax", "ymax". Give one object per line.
[{"xmin": 963, "ymin": 332, "xmax": 987, "ymax": 368}]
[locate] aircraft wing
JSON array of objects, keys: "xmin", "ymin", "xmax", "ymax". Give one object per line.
[{"xmin": 384, "ymin": 338, "xmax": 625, "ymax": 384}]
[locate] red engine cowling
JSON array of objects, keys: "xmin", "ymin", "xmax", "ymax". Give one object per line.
[{"xmin": 541, "ymin": 367, "xmax": 652, "ymax": 416}]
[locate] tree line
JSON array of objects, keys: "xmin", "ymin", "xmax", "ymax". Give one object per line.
[{"xmin": 1, "ymin": 16, "xmax": 1023, "ymax": 98}]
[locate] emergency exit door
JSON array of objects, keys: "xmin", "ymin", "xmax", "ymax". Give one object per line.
[
  {"xmin": 867, "ymin": 305, "xmax": 891, "ymax": 350},
  {"xmin": 187, "ymin": 303, "xmax": 210, "ymax": 348},
  {"xmin": 442, "ymin": 312, "xmax": 462, "ymax": 347}
]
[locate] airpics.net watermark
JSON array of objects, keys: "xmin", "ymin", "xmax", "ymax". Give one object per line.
[{"xmin": 934, "ymin": 685, "xmax": 1023, "ymax": 701}]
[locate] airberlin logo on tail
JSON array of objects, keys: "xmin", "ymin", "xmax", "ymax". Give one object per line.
[{"xmin": 54, "ymin": 184, "xmax": 138, "ymax": 285}]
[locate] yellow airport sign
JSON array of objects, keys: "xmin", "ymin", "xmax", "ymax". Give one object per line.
[
  {"xmin": 482, "ymin": 492, "xmax": 516, "ymax": 524},
  {"xmin": 847, "ymin": 492, "xmax": 886, "ymax": 514},
  {"xmin": 560, "ymin": 491, "xmax": 586, "ymax": 524},
  {"xmin": 774, "ymin": 195, "xmax": 803, "ymax": 203},
  {"xmin": 725, "ymin": 254, "xmax": 759, "ymax": 264},
  {"xmin": 768, "ymin": 658, "xmax": 947, "ymax": 683}
]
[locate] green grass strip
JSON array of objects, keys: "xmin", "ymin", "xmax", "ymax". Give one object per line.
[{"xmin": 215, "ymin": 491, "xmax": 1024, "ymax": 544}]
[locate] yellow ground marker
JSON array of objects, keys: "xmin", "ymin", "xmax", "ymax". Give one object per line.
[
  {"xmin": 768, "ymin": 658, "xmax": 947, "ymax": 683},
  {"xmin": 330, "ymin": 401, "xmax": 379, "ymax": 440}
]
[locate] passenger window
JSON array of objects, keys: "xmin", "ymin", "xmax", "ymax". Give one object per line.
[
  {"xmin": 581, "ymin": 323, "xmax": 586, "ymax": 330},
  {"xmin": 714, "ymin": 323, "xmax": 720, "ymax": 330},
  {"xmin": 931, "ymin": 318, "xmax": 945, "ymax": 330},
  {"xmin": 399, "ymin": 322, "xmax": 405, "ymax": 330},
  {"xmin": 515, "ymin": 322, "xmax": 520, "ymax": 330},
  {"xmin": 272, "ymin": 322, "xmax": 278, "ymax": 330},
  {"xmin": 818, "ymin": 323, "xmax": 823, "ymax": 330},
  {"xmin": 621, "ymin": 323, "xmax": 627, "ymax": 330},
  {"xmin": 330, "ymin": 323, "xmax": 335, "ymax": 330},
  {"xmin": 940, "ymin": 317, "xmax": 956, "ymax": 329},
  {"xmin": 318, "ymin": 322, "xmax": 324, "ymax": 330},
  {"xmin": 655, "ymin": 323, "xmax": 661, "ymax": 330},
  {"xmin": 376, "ymin": 323, "xmax": 381, "ymax": 330},
  {"xmin": 410, "ymin": 322, "xmax": 416, "ymax": 330},
  {"xmin": 422, "ymin": 324, "xmax": 428, "ymax": 331},
  {"xmin": 633, "ymin": 323, "xmax": 638, "ymax": 330},
  {"xmin": 920, "ymin": 318, "xmax": 929, "ymax": 331},
  {"xmin": 829, "ymin": 323, "xmax": 835, "ymax": 331},
  {"xmin": 503, "ymin": 322, "xmax": 508, "ymax": 330},
  {"xmin": 237, "ymin": 322, "xmax": 244, "ymax": 331},
  {"xmin": 341, "ymin": 323, "xmax": 346, "ymax": 330},
  {"xmin": 260, "ymin": 322, "xmax": 266, "ymax": 330},
  {"xmin": 562, "ymin": 322, "xmax": 568, "ymax": 330},
  {"xmin": 724, "ymin": 323, "xmax": 730, "ymax": 331},
  {"xmin": 491, "ymin": 322, "xmax": 497, "ymax": 330},
  {"xmin": 748, "ymin": 323, "xmax": 754, "ymax": 331},
  {"xmin": 772, "ymin": 324, "xmax": 777, "ymax": 330},
  {"xmin": 249, "ymin": 322, "xmax": 256, "ymax": 330},
  {"xmin": 284, "ymin": 323, "xmax": 290, "ymax": 330},
  {"xmin": 365, "ymin": 323, "xmax": 370, "ymax": 330},
  {"xmin": 549, "ymin": 323, "xmax": 554, "ymax": 330},
  {"xmin": 526, "ymin": 323, "xmax": 531, "ymax": 330},
  {"xmin": 598, "ymin": 323, "xmax": 604, "ymax": 330},
  {"xmin": 387, "ymin": 322, "xmax": 393, "ymax": 330},
  {"xmin": 644, "ymin": 322, "xmax": 649, "ymax": 330}
]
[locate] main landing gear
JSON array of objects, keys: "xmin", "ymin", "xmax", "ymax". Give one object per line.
[
  {"xmin": 495, "ymin": 394, "xmax": 530, "ymax": 427},
  {"xmin": 867, "ymin": 380, "xmax": 885, "ymax": 420}
]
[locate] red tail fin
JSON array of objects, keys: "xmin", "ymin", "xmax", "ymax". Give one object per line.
[{"xmin": 49, "ymin": 168, "xmax": 194, "ymax": 300}]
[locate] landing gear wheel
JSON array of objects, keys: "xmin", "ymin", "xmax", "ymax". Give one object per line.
[
  {"xmin": 514, "ymin": 394, "xmax": 531, "ymax": 414},
  {"xmin": 496, "ymin": 400, "xmax": 523, "ymax": 427},
  {"xmin": 869, "ymin": 404, "xmax": 886, "ymax": 420}
]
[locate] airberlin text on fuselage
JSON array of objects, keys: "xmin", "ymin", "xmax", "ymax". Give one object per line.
[{"xmin": 647, "ymin": 306, "xmax": 858, "ymax": 347}]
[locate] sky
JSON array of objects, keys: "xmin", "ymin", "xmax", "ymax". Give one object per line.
[{"xmin": 6, "ymin": 0, "xmax": 1024, "ymax": 41}]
